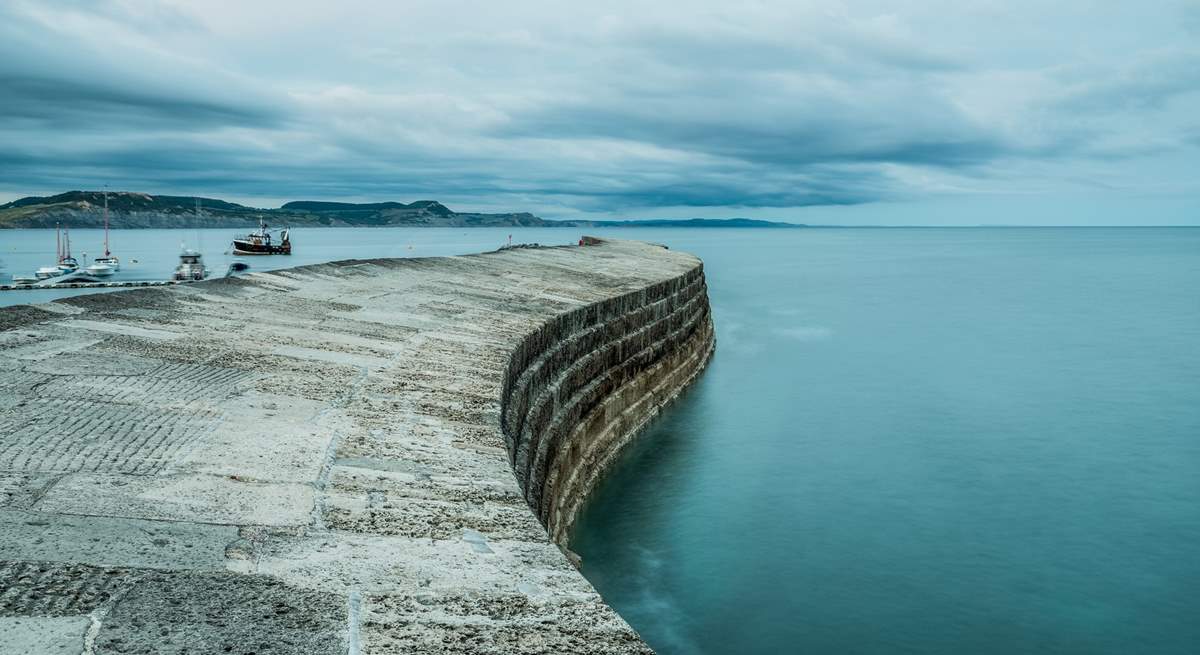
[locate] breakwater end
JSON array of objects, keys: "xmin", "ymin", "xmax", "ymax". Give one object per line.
[{"xmin": 0, "ymin": 238, "xmax": 714, "ymax": 653}]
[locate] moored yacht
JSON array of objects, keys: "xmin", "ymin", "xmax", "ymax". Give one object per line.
[
  {"xmin": 173, "ymin": 249, "xmax": 209, "ymax": 281},
  {"xmin": 84, "ymin": 262, "xmax": 115, "ymax": 277},
  {"xmin": 35, "ymin": 266, "xmax": 63, "ymax": 280},
  {"xmin": 58, "ymin": 225, "xmax": 78, "ymax": 273},
  {"xmin": 93, "ymin": 188, "xmax": 120, "ymax": 271},
  {"xmin": 174, "ymin": 199, "xmax": 210, "ymax": 281},
  {"xmin": 34, "ymin": 224, "xmax": 76, "ymax": 279}
]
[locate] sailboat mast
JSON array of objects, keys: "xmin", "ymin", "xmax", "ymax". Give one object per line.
[
  {"xmin": 56, "ymin": 223, "xmax": 61, "ymax": 262},
  {"xmin": 103, "ymin": 188, "xmax": 110, "ymax": 256}
]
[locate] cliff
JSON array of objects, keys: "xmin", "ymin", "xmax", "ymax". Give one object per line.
[{"xmin": 0, "ymin": 238, "xmax": 714, "ymax": 653}]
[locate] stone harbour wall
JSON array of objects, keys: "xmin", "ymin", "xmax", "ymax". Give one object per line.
[
  {"xmin": 0, "ymin": 238, "xmax": 713, "ymax": 654},
  {"xmin": 502, "ymin": 264, "xmax": 714, "ymax": 546}
]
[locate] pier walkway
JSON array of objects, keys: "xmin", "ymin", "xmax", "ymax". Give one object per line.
[{"xmin": 0, "ymin": 239, "xmax": 713, "ymax": 654}]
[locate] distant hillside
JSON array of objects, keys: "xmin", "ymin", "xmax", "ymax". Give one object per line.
[
  {"xmin": 281, "ymin": 200, "xmax": 451, "ymax": 215},
  {"xmin": 0, "ymin": 191, "xmax": 804, "ymax": 229},
  {"xmin": 0, "ymin": 191, "xmax": 547, "ymax": 229}
]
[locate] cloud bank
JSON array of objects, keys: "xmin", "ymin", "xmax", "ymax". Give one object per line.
[{"xmin": 1, "ymin": 0, "xmax": 1198, "ymax": 223}]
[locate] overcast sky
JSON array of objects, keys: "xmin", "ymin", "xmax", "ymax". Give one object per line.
[{"xmin": 2, "ymin": 1, "xmax": 1198, "ymax": 224}]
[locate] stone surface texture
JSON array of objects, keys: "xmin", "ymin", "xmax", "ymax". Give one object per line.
[{"xmin": 0, "ymin": 239, "xmax": 714, "ymax": 654}]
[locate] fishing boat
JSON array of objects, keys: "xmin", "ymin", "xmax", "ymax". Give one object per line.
[
  {"xmin": 232, "ymin": 218, "xmax": 291, "ymax": 255},
  {"xmin": 172, "ymin": 249, "xmax": 209, "ymax": 281},
  {"xmin": 93, "ymin": 189, "xmax": 120, "ymax": 271}
]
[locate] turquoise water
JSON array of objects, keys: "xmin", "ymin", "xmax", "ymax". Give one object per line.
[{"xmin": 570, "ymin": 228, "xmax": 1200, "ymax": 654}]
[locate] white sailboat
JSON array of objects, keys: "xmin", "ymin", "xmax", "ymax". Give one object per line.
[
  {"xmin": 93, "ymin": 188, "xmax": 120, "ymax": 271},
  {"xmin": 35, "ymin": 223, "xmax": 73, "ymax": 279},
  {"xmin": 58, "ymin": 225, "xmax": 79, "ymax": 273}
]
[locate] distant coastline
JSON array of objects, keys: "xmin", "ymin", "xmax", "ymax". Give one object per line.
[
  {"xmin": 576, "ymin": 218, "xmax": 803, "ymax": 228},
  {"xmin": 0, "ymin": 191, "xmax": 803, "ymax": 229}
]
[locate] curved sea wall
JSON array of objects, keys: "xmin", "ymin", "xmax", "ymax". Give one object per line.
[
  {"xmin": 0, "ymin": 238, "xmax": 711, "ymax": 654},
  {"xmin": 502, "ymin": 257, "xmax": 714, "ymax": 545}
]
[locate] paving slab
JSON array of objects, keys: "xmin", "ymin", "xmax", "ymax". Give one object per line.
[
  {"xmin": 0, "ymin": 509, "xmax": 236, "ymax": 570},
  {"xmin": 0, "ymin": 616, "xmax": 89, "ymax": 655},
  {"xmin": 37, "ymin": 473, "xmax": 315, "ymax": 527}
]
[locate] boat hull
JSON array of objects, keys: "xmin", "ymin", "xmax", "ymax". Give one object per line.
[{"xmin": 232, "ymin": 241, "xmax": 291, "ymax": 255}]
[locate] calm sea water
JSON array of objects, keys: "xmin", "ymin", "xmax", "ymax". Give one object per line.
[
  {"xmin": 3, "ymin": 227, "xmax": 1198, "ymax": 653},
  {"xmin": 570, "ymin": 228, "xmax": 1200, "ymax": 655}
]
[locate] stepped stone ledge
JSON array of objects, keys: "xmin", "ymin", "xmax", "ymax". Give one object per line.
[{"xmin": 0, "ymin": 238, "xmax": 715, "ymax": 654}]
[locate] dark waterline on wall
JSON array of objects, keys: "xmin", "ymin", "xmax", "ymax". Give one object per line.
[{"xmin": 570, "ymin": 227, "xmax": 1200, "ymax": 655}]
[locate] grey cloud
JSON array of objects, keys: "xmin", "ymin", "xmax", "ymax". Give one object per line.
[
  {"xmin": 562, "ymin": 180, "xmax": 880, "ymax": 210},
  {"xmin": 1183, "ymin": 2, "xmax": 1200, "ymax": 32},
  {"xmin": 0, "ymin": 1, "xmax": 1196, "ymax": 220},
  {"xmin": 489, "ymin": 20, "xmax": 995, "ymax": 170},
  {"xmin": 0, "ymin": 125, "xmax": 883, "ymax": 210},
  {"xmin": 502, "ymin": 104, "xmax": 1007, "ymax": 169},
  {"xmin": 0, "ymin": 75, "xmax": 281, "ymax": 128},
  {"xmin": 0, "ymin": 3, "xmax": 281, "ymax": 132},
  {"xmin": 613, "ymin": 22, "xmax": 965, "ymax": 76},
  {"xmin": 34, "ymin": 0, "xmax": 206, "ymax": 33},
  {"xmin": 1054, "ymin": 49, "xmax": 1200, "ymax": 113}
]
